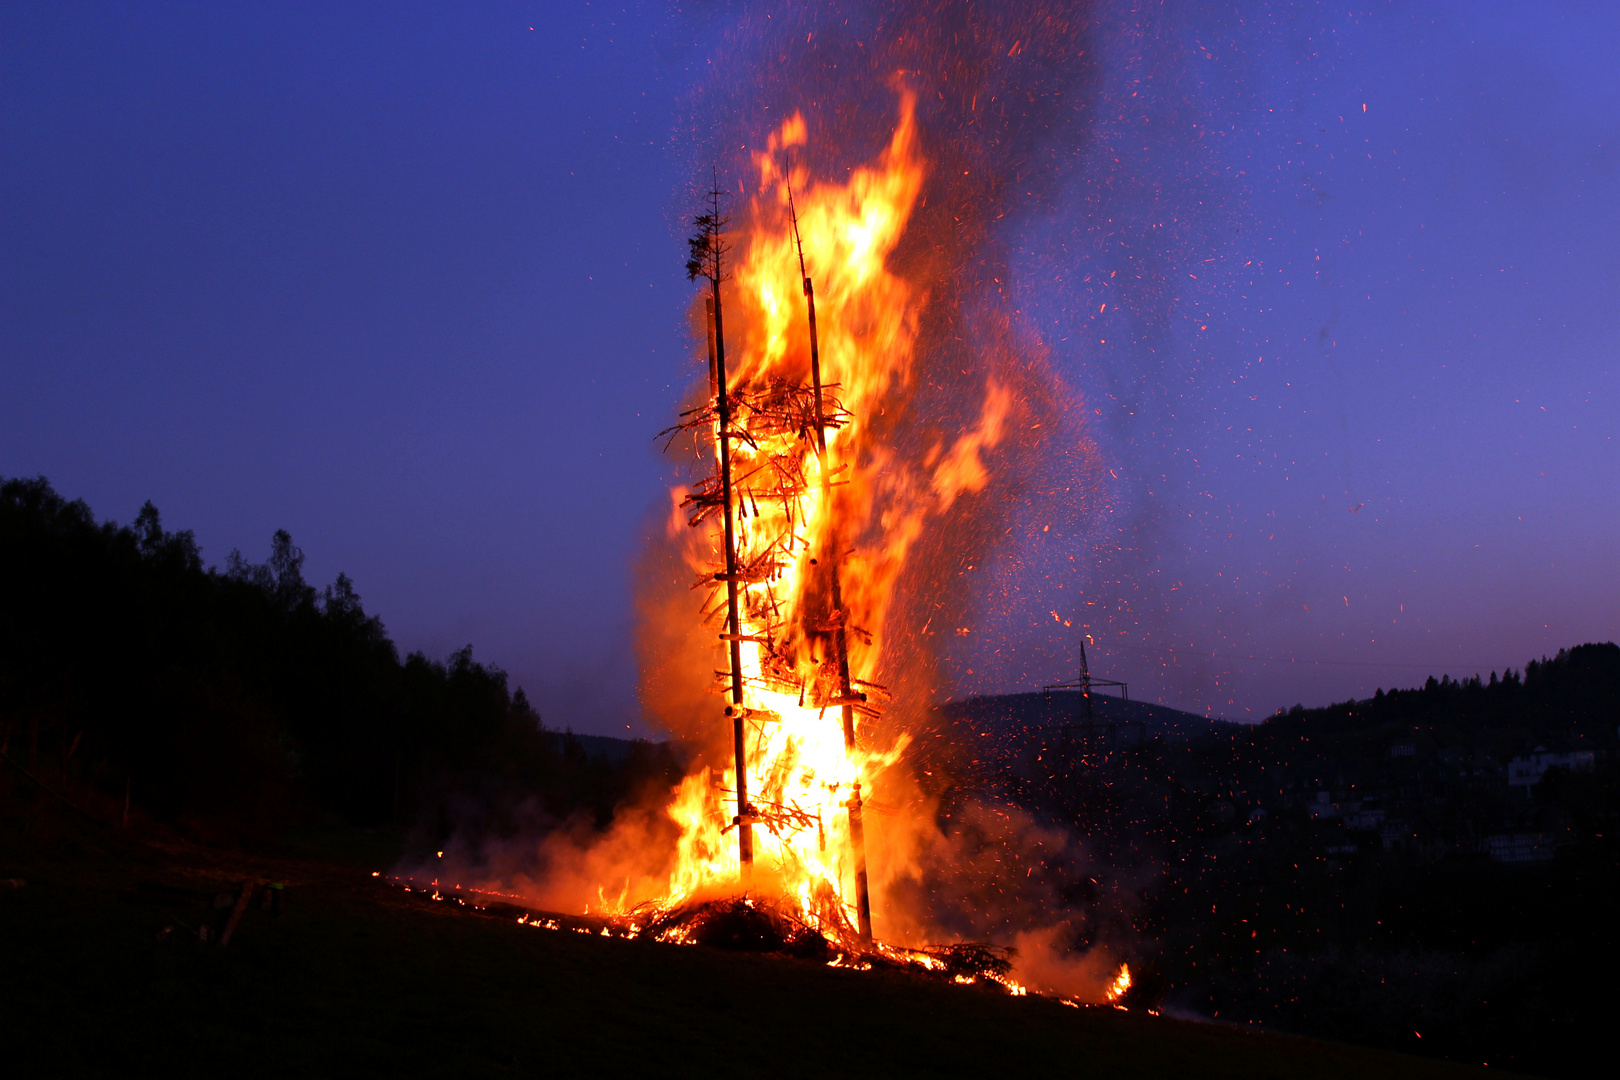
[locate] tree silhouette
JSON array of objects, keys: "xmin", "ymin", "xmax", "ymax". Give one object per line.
[{"xmin": 0, "ymin": 475, "xmax": 678, "ymax": 838}]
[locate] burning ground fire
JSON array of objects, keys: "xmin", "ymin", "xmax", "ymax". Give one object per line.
[
  {"xmin": 387, "ymin": 81, "xmax": 1136, "ymax": 1009},
  {"xmin": 383, "ymin": 871, "xmax": 1143, "ymax": 1009}
]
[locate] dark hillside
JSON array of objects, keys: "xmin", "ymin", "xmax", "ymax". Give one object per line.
[
  {"xmin": 915, "ymin": 649, "xmax": 1620, "ymax": 1076},
  {"xmin": 0, "ymin": 803, "xmax": 1499, "ymax": 1080}
]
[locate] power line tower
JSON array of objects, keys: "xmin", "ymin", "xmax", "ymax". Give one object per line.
[{"xmin": 1043, "ymin": 637, "xmax": 1130, "ymax": 765}]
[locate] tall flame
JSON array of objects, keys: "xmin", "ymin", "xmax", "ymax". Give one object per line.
[{"xmin": 627, "ymin": 92, "xmax": 1013, "ymax": 935}]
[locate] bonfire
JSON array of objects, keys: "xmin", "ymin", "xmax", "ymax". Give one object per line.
[{"xmin": 628, "ymin": 93, "xmax": 1011, "ymax": 948}]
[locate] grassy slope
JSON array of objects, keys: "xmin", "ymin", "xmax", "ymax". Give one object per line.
[{"xmin": 0, "ymin": 806, "xmax": 1504, "ymax": 1080}]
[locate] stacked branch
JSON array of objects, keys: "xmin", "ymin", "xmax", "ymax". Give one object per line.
[{"xmin": 666, "ymin": 368, "xmax": 878, "ymax": 725}]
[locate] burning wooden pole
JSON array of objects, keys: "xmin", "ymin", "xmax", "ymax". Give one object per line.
[
  {"xmin": 788, "ymin": 184, "xmax": 873, "ymax": 940},
  {"xmin": 686, "ymin": 184, "xmax": 754, "ymax": 874}
]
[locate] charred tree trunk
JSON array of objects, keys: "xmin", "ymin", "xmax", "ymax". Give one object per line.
[
  {"xmin": 690, "ymin": 186, "xmax": 754, "ymax": 875},
  {"xmin": 712, "ymin": 274, "xmax": 754, "ymax": 873}
]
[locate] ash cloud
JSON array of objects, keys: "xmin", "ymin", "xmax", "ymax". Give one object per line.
[
  {"xmin": 667, "ymin": 0, "xmax": 1111, "ymax": 726},
  {"xmin": 882, "ymin": 797, "xmax": 1148, "ymax": 1000},
  {"xmin": 666, "ymin": 1, "xmax": 1270, "ymax": 715}
]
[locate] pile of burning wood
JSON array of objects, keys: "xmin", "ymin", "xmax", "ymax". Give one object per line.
[{"xmin": 385, "ymin": 874, "xmax": 1021, "ymax": 993}]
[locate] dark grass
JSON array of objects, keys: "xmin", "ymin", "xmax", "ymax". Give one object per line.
[{"xmin": 0, "ymin": 806, "xmax": 1508, "ymax": 1079}]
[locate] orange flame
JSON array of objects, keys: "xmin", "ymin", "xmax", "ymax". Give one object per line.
[
  {"xmin": 611, "ymin": 93, "xmax": 1014, "ymax": 936},
  {"xmin": 1104, "ymin": 962, "xmax": 1132, "ymax": 1004}
]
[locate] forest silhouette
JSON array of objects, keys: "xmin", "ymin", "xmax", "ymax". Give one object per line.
[{"xmin": 0, "ymin": 476, "xmax": 677, "ymax": 843}]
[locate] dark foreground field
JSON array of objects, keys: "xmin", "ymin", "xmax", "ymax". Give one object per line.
[{"xmin": 0, "ymin": 810, "xmax": 1505, "ymax": 1080}]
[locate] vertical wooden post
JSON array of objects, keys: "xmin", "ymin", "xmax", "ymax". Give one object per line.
[
  {"xmin": 693, "ymin": 183, "xmax": 753, "ymax": 875},
  {"xmin": 218, "ymin": 878, "xmax": 256, "ymax": 948},
  {"xmin": 789, "ymin": 185, "xmax": 873, "ymax": 940},
  {"xmin": 705, "ymin": 296, "xmax": 719, "ymax": 401}
]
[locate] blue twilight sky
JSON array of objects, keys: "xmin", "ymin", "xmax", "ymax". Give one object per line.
[{"xmin": 3, "ymin": 2, "xmax": 1616, "ymax": 732}]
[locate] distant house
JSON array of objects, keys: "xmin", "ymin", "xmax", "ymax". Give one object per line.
[
  {"xmin": 1306, "ymin": 791, "xmax": 1341, "ymax": 819},
  {"xmin": 1507, "ymin": 747, "xmax": 1596, "ymax": 792},
  {"xmin": 1484, "ymin": 832, "xmax": 1557, "ymax": 863},
  {"xmin": 1310, "ymin": 792, "xmax": 1388, "ymax": 829},
  {"xmin": 1344, "ymin": 807, "xmax": 1386, "ymax": 830},
  {"xmin": 1388, "ymin": 742, "xmax": 1416, "ymax": 758}
]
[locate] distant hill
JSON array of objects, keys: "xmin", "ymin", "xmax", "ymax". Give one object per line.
[
  {"xmin": 930, "ymin": 691, "xmax": 1226, "ymax": 770},
  {"xmin": 940, "ymin": 690, "xmax": 1232, "ymax": 740},
  {"xmin": 912, "ymin": 690, "xmax": 1232, "ymax": 796},
  {"xmin": 908, "ymin": 647, "xmax": 1620, "ymax": 1078},
  {"xmin": 545, "ymin": 731, "xmax": 673, "ymax": 766}
]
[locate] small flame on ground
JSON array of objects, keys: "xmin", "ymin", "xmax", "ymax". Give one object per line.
[{"xmin": 1104, "ymin": 962, "xmax": 1132, "ymax": 1004}]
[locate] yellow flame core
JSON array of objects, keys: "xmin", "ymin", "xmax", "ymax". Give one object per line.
[{"xmin": 623, "ymin": 95, "xmax": 1012, "ymax": 936}]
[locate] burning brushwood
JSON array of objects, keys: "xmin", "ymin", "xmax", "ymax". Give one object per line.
[
  {"xmin": 591, "ymin": 95, "xmax": 1016, "ymax": 955},
  {"xmin": 663, "ymin": 169, "xmax": 890, "ymax": 940}
]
